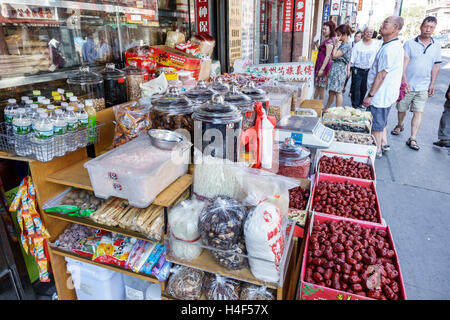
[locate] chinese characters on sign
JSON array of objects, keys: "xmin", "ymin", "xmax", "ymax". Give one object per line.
[
  {"xmin": 196, "ymin": 0, "xmax": 209, "ymax": 34},
  {"xmin": 228, "ymin": 0, "xmax": 242, "ymax": 67},
  {"xmin": 323, "ymin": 3, "xmax": 330, "ymax": 22},
  {"xmin": 248, "ymin": 62, "xmax": 314, "ymax": 82},
  {"xmin": 293, "ymin": 0, "xmax": 305, "ymax": 32},
  {"xmin": 282, "ymin": 0, "xmax": 294, "ymax": 32}
]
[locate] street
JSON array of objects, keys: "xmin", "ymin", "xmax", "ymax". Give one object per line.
[{"xmin": 337, "ymin": 48, "xmax": 450, "ymax": 299}]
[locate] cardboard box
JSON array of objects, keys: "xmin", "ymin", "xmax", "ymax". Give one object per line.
[
  {"xmin": 148, "ymin": 45, "xmax": 202, "ymax": 79},
  {"xmin": 315, "ymin": 150, "xmax": 376, "ymax": 183},
  {"xmin": 298, "ymin": 213, "xmax": 407, "ymax": 300},
  {"xmin": 288, "ymin": 178, "xmax": 312, "ymax": 238},
  {"xmin": 299, "ymin": 99, "xmax": 323, "ymax": 117},
  {"xmin": 310, "ymin": 173, "xmax": 383, "ymax": 226}
]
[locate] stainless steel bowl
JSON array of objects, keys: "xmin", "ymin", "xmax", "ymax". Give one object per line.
[{"xmin": 148, "ymin": 129, "xmax": 184, "ymax": 150}]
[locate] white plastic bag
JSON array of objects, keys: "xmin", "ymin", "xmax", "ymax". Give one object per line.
[{"xmin": 140, "ymin": 73, "xmax": 168, "ymax": 98}]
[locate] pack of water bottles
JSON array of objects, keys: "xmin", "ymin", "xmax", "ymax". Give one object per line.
[{"xmin": 0, "ymin": 97, "xmax": 103, "ymax": 162}]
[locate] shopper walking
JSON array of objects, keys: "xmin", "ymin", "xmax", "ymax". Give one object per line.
[
  {"xmin": 314, "ymin": 21, "xmax": 336, "ymax": 101},
  {"xmin": 343, "ymin": 30, "xmax": 362, "ymax": 95},
  {"xmin": 363, "ymin": 16, "xmax": 405, "ymax": 159},
  {"xmin": 349, "ymin": 27, "xmax": 380, "ymax": 108},
  {"xmin": 433, "ymin": 84, "xmax": 450, "ymax": 148},
  {"xmin": 390, "ymin": 17, "xmax": 442, "ymax": 151},
  {"xmin": 324, "ymin": 24, "xmax": 353, "ymax": 111}
]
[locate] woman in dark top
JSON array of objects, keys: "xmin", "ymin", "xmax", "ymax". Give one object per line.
[
  {"xmin": 313, "ymin": 21, "xmax": 336, "ymax": 100},
  {"xmin": 433, "ymin": 84, "xmax": 450, "ymax": 148}
]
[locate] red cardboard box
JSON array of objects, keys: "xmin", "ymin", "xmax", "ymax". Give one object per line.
[
  {"xmin": 310, "ymin": 173, "xmax": 383, "ymax": 226},
  {"xmin": 298, "ymin": 213, "xmax": 407, "ymax": 300},
  {"xmin": 148, "ymin": 45, "xmax": 202, "ymax": 80}
]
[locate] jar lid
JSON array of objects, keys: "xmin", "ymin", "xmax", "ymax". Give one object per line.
[
  {"xmin": 223, "ymin": 85, "xmax": 253, "ymax": 111},
  {"xmin": 192, "ymin": 94, "xmax": 243, "ymax": 124},
  {"xmin": 67, "ymin": 66, "xmax": 103, "ymax": 85},
  {"xmin": 208, "ymin": 76, "xmax": 230, "ymax": 94},
  {"xmin": 185, "ymin": 80, "xmax": 217, "ymax": 103},
  {"xmin": 122, "ymin": 60, "xmax": 147, "ymax": 75},
  {"xmin": 101, "ymin": 63, "xmax": 126, "ymax": 80},
  {"xmin": 240, "ymin": 81, "xmax": 268, "ymax": 102},
  {"xmin": 151, "ymin": 87, "xmax": 193, "ymax": 114},
  {"xmin": 279, "ymin": 138, "xmax": 310, "ymax": 162}
]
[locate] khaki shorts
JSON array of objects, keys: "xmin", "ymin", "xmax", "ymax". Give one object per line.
[{"xmin": 396, "ymin": 90, "xmax": 428, "ymax": 113}]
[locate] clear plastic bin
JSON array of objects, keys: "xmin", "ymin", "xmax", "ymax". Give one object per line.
[
  {"xmin": 65, "ymin": 257, "xmax": 125, "ymax": 300},
  {"xmin": 123, "ymin": 274, "xmax": 161, "ymax": 300},
  {"xmin": 84, "ymin": 134, "xmax": 190, "ymax": 208}
]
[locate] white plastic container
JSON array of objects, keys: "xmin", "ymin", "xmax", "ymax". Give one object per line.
[
  {"xmin": 122, "ymin": 274, "xmax": 161, "ymax": 300},
  {"xmin": 65, "ymin": 257, "xmax": 125, "ymax": 300},
  {"xmin": 84, "ymin": 134, "xmax": 190, "ymax": 208}
]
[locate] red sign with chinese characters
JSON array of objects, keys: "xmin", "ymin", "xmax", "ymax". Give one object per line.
[
  {"xmin": 260, "ymin": 1, "xmax": 266, "ymax": 33},
  {"xmin": 248, "ymin": 62, "xmax": 314, "ymax": 83},
  {"xmin": 293, "ymin": 0, "xmax": 305, "ymax": 32},
  {"xmin": 282, "ymin": 0, "xmax": 294, "ymax": 32},
  {"xmin": 196, "ymin": 0, "xmax": 209, "ymax": 35}
]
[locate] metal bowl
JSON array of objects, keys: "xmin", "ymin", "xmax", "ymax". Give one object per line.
[{"xmin": 148, "ymin": 129, "xmax": 184, "ymax": 150}]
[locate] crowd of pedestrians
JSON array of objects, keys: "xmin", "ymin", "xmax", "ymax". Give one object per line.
[{"xmin": 313, "ymin": 15, "xmax": 447, "ymax": 157}]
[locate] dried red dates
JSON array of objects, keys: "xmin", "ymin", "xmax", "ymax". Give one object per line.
[
  {"xmin": 319, "ymin": 156, "xmax": 374, "ymax": 180},
  {"xmin": 289, "ymin": 186, "xmax": 310, "ymax": 210}
]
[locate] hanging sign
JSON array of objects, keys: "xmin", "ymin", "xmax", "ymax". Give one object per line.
[
  {"xmin": 293, "ymin": 0, "xmax": 306, "ymax": 32},
  {"xmin": 248, "ymin": 62, "xmax": 314, "ymax": 82},
  {"xmin": 282, "ymin": 0, "xmax": 294, "ymax": 32},
  {"xmin": 228, "ymin": 0, "xmax": 242, "ymax": 67},
  {"xmin": 330, "ymin": 0, "xmax": 341, "ymax": 16},
  {"xmin": 323, "ymin": 3, "xmax": 330, "ymax": 21},
  {"xmin": 196, "ymin": 0, "xmax": 210, "ymax": 34}
]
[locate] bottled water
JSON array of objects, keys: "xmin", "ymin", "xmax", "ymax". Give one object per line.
[
  {"xmin": 60, "ymin": 102, "xmax": 68, "ymax": 115},
  {"xmin": 12, "ymin": 108, "xmax": 32, "ymax": 156},
  {"xmin": 33, "ymin": 113, "xmax": 54, "ymax": 162},
  {"xmin": 65, "ymin": 106, "xmax": 79, "ymax": 152},
  {"xmin": 42, "ymin": 98, "xmax": 51, "ymax": 111},
  {"xmin": 53, "ymin": 109, "xmax": 67, "ymax": 157},
  {"xmin": 76, "ymin": 104, "xmax": 88, "ymax": 148},
  {"xmin": 24, "ymin": 100, "xmax": 34, "ymax": 114},
  {"xmin": 4, "ymin": 98, "xmax": 17, "ymax": 145},
  {"xmin": 19, "ymin": 96, "xmax": 29, "ymax": 108},
  {"xmin": 47, "ymin": 105, "xmax": 56, "ymax": 119},
  {"xmin": 31, "ymin": 108, "xmax": 45, "ymax": 133}
]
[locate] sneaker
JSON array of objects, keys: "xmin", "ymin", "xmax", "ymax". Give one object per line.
[{"xmin": 433, "ymin": 140, "xmax": 450, "ymax": 148}]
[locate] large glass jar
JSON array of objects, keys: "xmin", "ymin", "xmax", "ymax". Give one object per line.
[
  {"xmin": 67, "ymin": 66, "xmax": 105, "ymax": 111},
  {"xmin": 101, "ymin": 63, "xmax": 127, "ymax": 108},
  {"xmin": 192, "ymin": 94, "xmax": 243, "ymax": 162},
  {"xmin": 276, "ymin": 138, "xmax": 311, "ymax": 179},
  {"xmin": 150, "ymin": 87, "xmax": 194, "ymax": 140},
  {"xmin": 223, "ymin": 85, "xmax": 255, "ymax": 131},
  {"xmin": 185, "ymin": 80, "xmax": 217, "ymax": 104},
  {"xmin": 240, "ymin": 81, "xmax": 269, "ymax": 112},
  {"xmin": 123, "ymin": 61, "xmax": 147, "ymax": 102},
  {"xmin": 208, "ymin": 76, "xmax": 230, "ymax": 94}
]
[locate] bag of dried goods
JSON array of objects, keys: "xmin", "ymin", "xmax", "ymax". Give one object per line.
[
  {"xmin": 112, "ymin": 101, "xmax": 151, "ymax": 147},
  {"xmin": 166, "ymin": 266, "xmax": 204, "ymax": 300},
  {"xmin": 202, "ymin": 273, "xmax": 241, "ymax": 300},
  {"xmin": 239, "ymin": 283, "xmax": 275, "ymax": 300},
  {"xmin": 165, "ymin": 30, "xmax": 185, "ymax": 48},
  {"xmin": 168, "ymin": 200, "xmax": 205, "ymax": 261},
  {"xmin": 210, "ymin": 239, "xmax": 248, "ymax": 270}
]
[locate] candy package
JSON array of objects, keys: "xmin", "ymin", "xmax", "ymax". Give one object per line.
[
  {"xmin": 92, "ymin": 234, "xmax": 136, "ymax": 267},
  {"xmin": 112, "ymin": 101, "xmax": 151, "ymax": 147},
  {"xmin": 73, "ymin": 229, "xmax": 108, "ymax": 258},
  {"xmin": 125, "ymin": 240, "xmax": 156, "ymax": 272},
  {"xmin": 140, "ymin": 244, "xmax": 165, "ymax": 274}
]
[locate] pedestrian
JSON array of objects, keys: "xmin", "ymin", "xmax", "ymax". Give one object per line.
[
  {"xmin": 349, "ymin": 27, "xmax": 380, "ymax": 109},
  {"xmin": 433, "ymin": 84, "xmax": 450, "ymax": 148},
  {"xmin": 390, "ymin": 16, "xmax": 442, "ymax": 151},
  {"xmin": 363, "ymin": 16, "xmax": 405, "ymax": 159},
  {"xmin": 343, "ymin": 30, "xmax": 362, "ymax": 94},
  {"xmin": 324, "ymin": 24, "xmax": 353, "ymax": 111},
  {"xmin": 313, "ymin": 21, "xmax": 336, "ymax": 101}
]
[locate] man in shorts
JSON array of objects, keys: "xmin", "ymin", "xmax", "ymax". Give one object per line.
[
  {"xmin": 363, "ymin": 16, "xmax": 405, "ymax": 159},
  {"xmin": 391, "ymin": 17, "xmax": 442, "ymax": 151}
]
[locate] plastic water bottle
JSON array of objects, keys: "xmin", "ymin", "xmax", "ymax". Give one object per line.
[
  {"xmin": 33, "ymin": 112, "xmax": 54, "ymax": 162},
  {"xmin": 52, "ymin": 109, "xmax": 66, "ymax": 157},
  {"xmin": 12, "ymin": 108, "xmax": 32, "ymax": 156},
  {"xmin": 31, "ymin": 108, "xmax": 45, "ymax": 133},
  {"xmin": 42, "ymin": 98, "xmax": 51, "ymax": 111},
  {"xmin": 47, "ymin": 105, "xmax": 56, "ymax": 119},
  {"xmin": 19, "ymin": 96, "xmax": 29, "ymax": 108},
  {"xmin": 4, "ymin": 98, "xmax": 17, "ymax": 145},
  {"xmin": 24, "ymin": 100, "xmax": 34, "ymax": 114},
  {"xmin": 65, "ymin": 106, "xmax": 79, "ymax": 152},
  {"xmin": 76, "ymin": 104, "xmax": 89, "ymax": 148},
  {"xmin": 28, "ymin": 104, "xmax": 39, "ymax": 125},
  {"xmin": 85, "ymin": 99, "xmax": 97, "ymax": 144},
  {"xmin": 60, "ymin": 102, "xmax": 68, "ymax": 115}
]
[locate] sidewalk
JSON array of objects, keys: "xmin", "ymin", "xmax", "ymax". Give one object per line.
[{"xmin": 324, "ymin": 49, "xmax": 450, "ymax": 299}]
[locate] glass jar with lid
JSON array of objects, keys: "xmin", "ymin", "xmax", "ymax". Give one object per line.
[
  {"xmin": 192, "ymin": 94, "xmax": 243, "ymax": 162},
  {"xmin": 150, "ymin": 87, "xmax": 194, "ymax": 139},
  {"xmin": 101, "ymin": 63, "xmax": 128, "ymax": 108},
  {"xmin": 276, "ymin": 138, "xmax": 311, "ymax": 179},
  {"xmin": 208, "ymin": 76, "xmax": 230, "ymax": 94},
  {"xmin": 223, "ymin": 85, "xmax": 255, "ymax": 131},
  {"xmin": 185, "ymin": 80, "xmax": 217, "ymax": 104},
  {"xmin": 67, "ymin": 66, "xmax": 105, "ymax": 112},
  {"xmin": 240, "ymin": 81, "xmax": 269, "ymax": 112},
  {"xmin": 123, "ymin": 60, "xmax": 147, "ymax": 102}
]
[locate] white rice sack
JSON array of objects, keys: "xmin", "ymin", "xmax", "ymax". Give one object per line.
[
  {"xmin": 168, "ymin": 200, "xmax": 205, "ymax": 261},
  {"xmin": 244, "ymin": 201, "xmax": 285, "ymax": 283}
]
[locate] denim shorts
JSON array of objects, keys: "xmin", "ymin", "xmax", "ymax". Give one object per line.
[{"xmin": 370, "ymin": 105, "xmax": 392, "ymax": 131}]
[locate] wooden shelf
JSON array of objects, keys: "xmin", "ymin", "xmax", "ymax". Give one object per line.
[
  {"xmin": 50, "ymin": 246, "xmax": 161, "ymax": 284},
  {"xmin": 46, "ymin": 158, "xmax": 93, "ymax": 191},
  {"xmin": 46, "ymin": 211, "xmax": 164, "ymax": 244},
  {"xmin": 153, "ymin": 174, "xmax": 193, "ymax": 207},
  {"xmin": 166, "ymin": 251, "xmax": 279, "ymax": 290},
  {"xmin": 0, "ymin": 151, "xmax": 34, "ymax": 162}
]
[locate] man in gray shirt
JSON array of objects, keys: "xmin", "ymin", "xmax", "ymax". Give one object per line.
[{"xmin": 391, "ymin": 17, "xmax": 442, "ymax": 151}]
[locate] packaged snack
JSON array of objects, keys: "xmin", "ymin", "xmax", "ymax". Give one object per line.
[
  {"xmin": 140, "ymin": 244, "xmax": 165, "ymax": 274},
  {"xmin": 165, "ymin": 30, "xmax": 185, "ymax": 48},
  {"xmin": 154, "ymin": 260, "xmax": 172, "ymax": 281},
  {"xmin": 92, "ymin": 234, "xmax": 136, "ymax": 268},
  {"xmin": 112, "ymin": 101, "xmax": 151, "ymax": 147},
  {"xmin": 190, "ymin": 34, "xmax": 216, "ymax": 57},
  {"xmin": 73, "ymin": 229, "xmax": 108, "ymax": 258}
]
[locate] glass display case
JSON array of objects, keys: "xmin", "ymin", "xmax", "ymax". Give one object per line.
[{"xmin": 0, "ymin": 0, "xmax": 195, "ymax": 100}]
